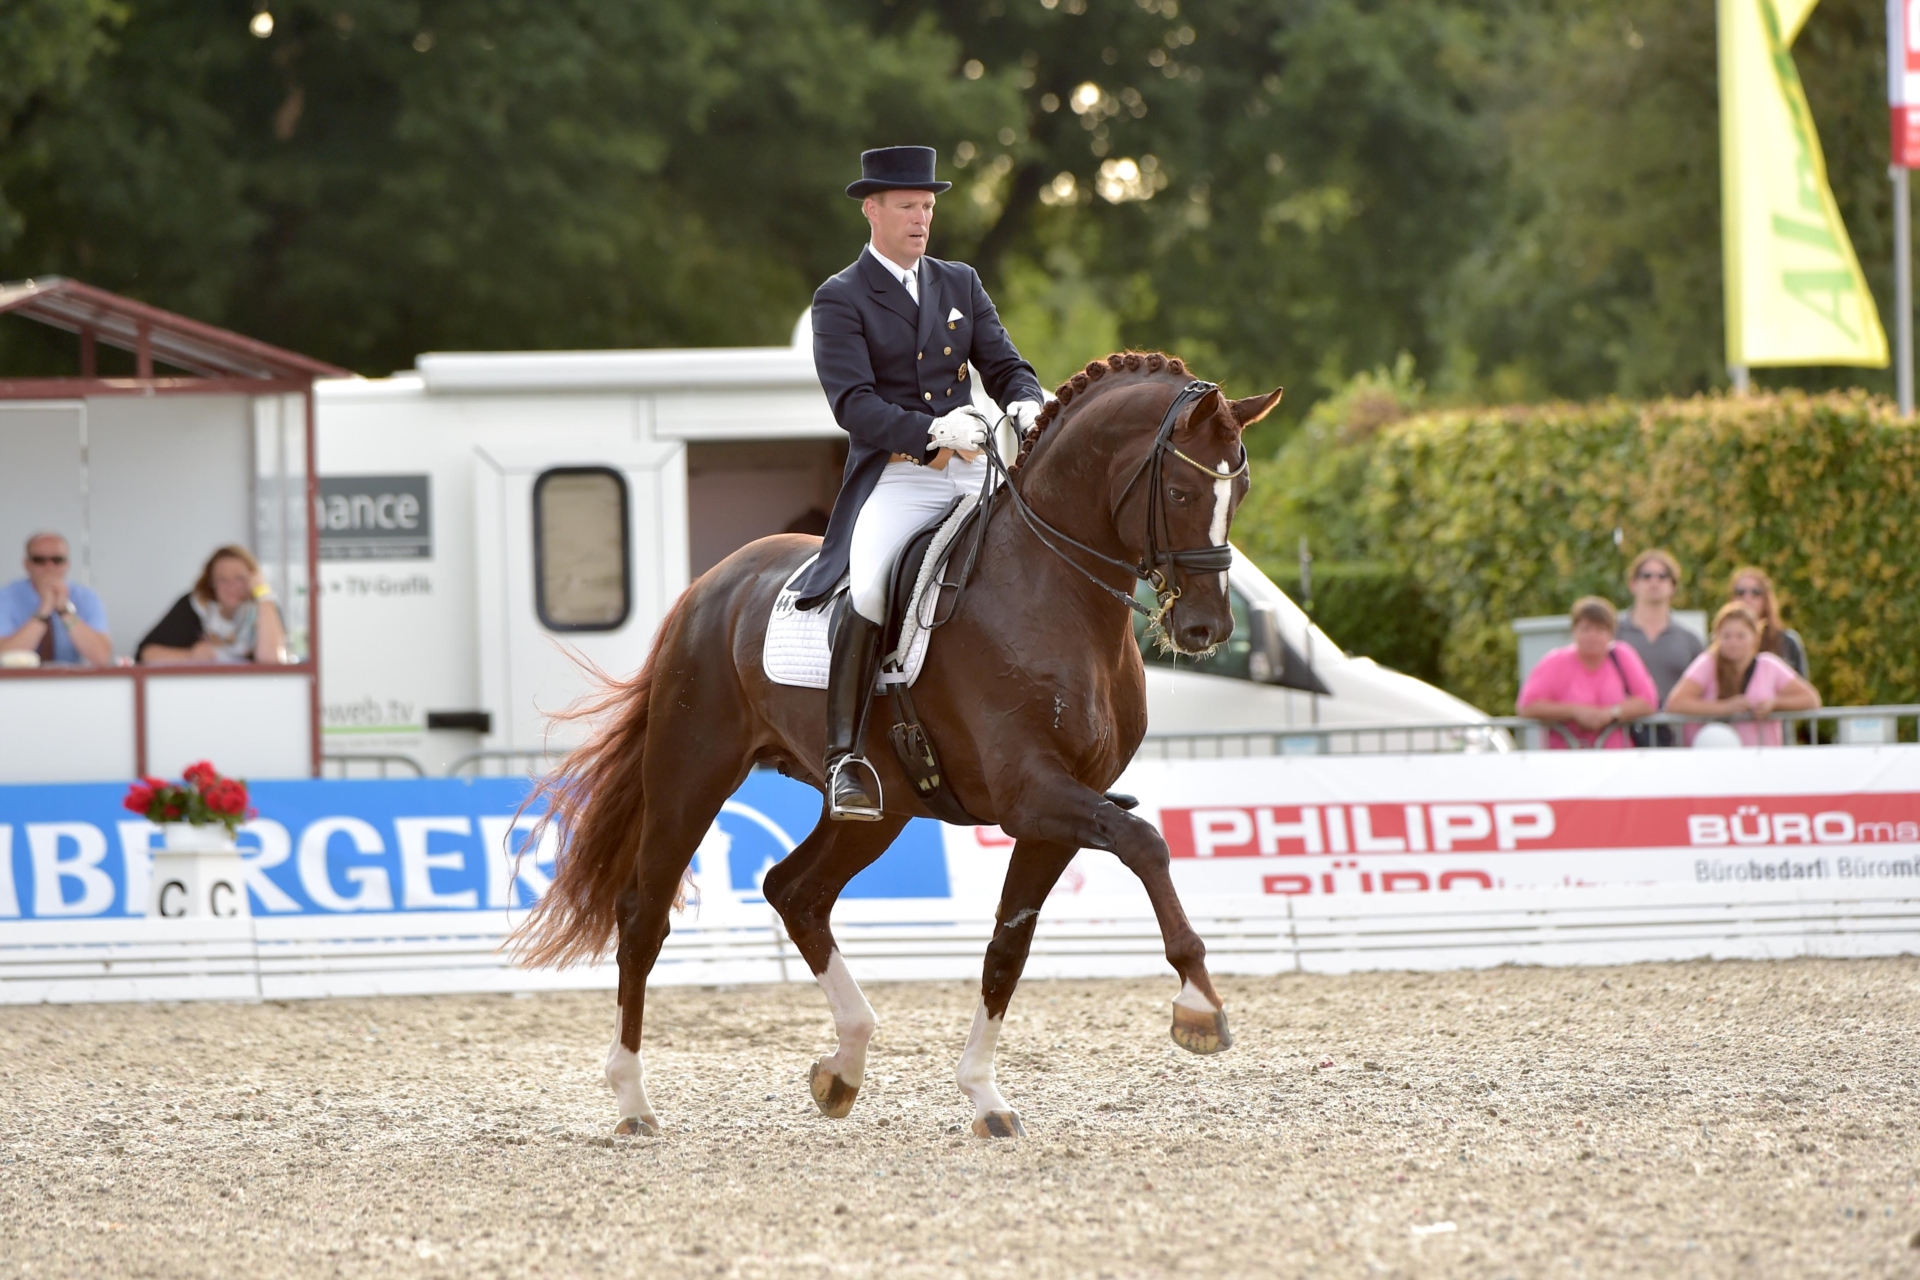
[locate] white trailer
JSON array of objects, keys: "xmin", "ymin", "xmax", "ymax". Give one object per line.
[{"xmin": 316, "ymin": 324, "xmax": 1489, "ymax": 774}]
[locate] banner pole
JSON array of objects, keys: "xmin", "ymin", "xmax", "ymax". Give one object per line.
[{"xmin": 1895, "ymin": 164, "xmax": 1914, "ymax": 416}]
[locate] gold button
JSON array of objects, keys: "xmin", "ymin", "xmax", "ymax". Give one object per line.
[
  {"xmin": 923, "ymin": 392, "xmax": 932, "ymax": 400},
  {"xmin": 946, "ymin": 388, "xmax": 953, "ymax": 396},
  {"xmin": 943, "ymin": 346, "xmax": 951, "ymax": 355},
  {"xmin": 948, "ymin": 322, "xmax": 956, "ymax": 329},
  {"xmin": 917, "ymin": 352, "xmax": 923, "ymax": 360},
  {"xmin": 957, "ymin": 366, "xmax": 967, "ymax": 380}
]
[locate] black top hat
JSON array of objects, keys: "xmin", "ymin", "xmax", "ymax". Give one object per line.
[{"xmin": 846, "ymin": 146, "xmax": 952, "ymax": 199}]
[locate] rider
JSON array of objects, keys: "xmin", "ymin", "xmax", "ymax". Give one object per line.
[{"xmin": 797, "ymin": 145, "xmax": 1046, "ymax": 820}]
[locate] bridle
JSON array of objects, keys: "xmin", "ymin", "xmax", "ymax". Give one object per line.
[{"xmin": 973, "ymin": 380, "xmax": 1248, "ymax": 624}]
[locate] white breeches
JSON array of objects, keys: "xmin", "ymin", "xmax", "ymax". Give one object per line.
[{"xmin": 847, "ymin": 455, "xmax": 988, "ymax": 624}]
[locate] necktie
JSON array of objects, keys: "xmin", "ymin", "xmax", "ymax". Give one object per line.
[
  {"xmin": 902, "ymin": 265, "xmax": 918, "ymax": 306},
  {"xmin": 37, "ymin": 615, "xmax": 56, "ymax": 664}
]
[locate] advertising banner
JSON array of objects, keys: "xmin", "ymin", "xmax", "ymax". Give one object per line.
[
  {"xmin": 4, "ymin": 748, "xmax": 1917, "ymax": 922},
  {"xmin": 0, "ymin": 771, "xmax": 948, "ymax": 921},
  {"xmin": 1891, "ymin": 0, "xmax": 1920, "ymax": 166},
  {"xmin": 959, "ymin": 746, "xmax": 1920, "ymax": 915}
]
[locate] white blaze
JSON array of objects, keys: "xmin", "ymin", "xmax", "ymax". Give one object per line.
[{"xmin": 1208, "ymin": 460, "xmax": 1234, "ymax": 592}]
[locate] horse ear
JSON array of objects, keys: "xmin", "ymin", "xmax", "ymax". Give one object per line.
[
  {"xmin": 1229, "ymin": 387, "xmax": 1285, "ymax": 428},
  {"xmin": 1176, "ymin": 387, "xmax": 1227, "ymax": 438}
]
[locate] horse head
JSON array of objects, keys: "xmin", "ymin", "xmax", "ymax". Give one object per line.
[
  {"xmin": 1138, "ymin": 382, "xmax": 1283, "ymax": 653},
  {"xmin": 1010, "ymin": 352, "xmax": 1283, "ymax": 657}
]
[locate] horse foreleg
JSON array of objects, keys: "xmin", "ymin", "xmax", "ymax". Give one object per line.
[
  {"xmin": 762, "ymin": 813, "xmax": 909, "ymax": 1119},
  {"xmin": 1004, "ymin": 783, "xmax": 1231, "ymax": 1056},
  {"xmin": 958, "ymin": 839, "xmax": 1078, "ymax": 1138}
]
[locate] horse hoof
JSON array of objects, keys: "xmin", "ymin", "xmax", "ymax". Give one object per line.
[
  {"xmin": 612, "ymin": 1115, "xmax": 658, "ymax": 1137},
  {"xmin": 971, "ymin": 1111, "xmax": 1026, "ymax": 1139},
  {"xmin": 808, "ymin": 1060, "xmax": 860, "ymax": 1119},
  {"xmin": 1170, "ymin": 1004, "xmax": 1233, "ymax": 1055}
]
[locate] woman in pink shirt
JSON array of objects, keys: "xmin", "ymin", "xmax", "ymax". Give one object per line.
[
  {"xmin": 1665, "ymin": 603, "xmax": 1821, "ymax": 746},
  {"xmin": 1516, "ymin": 596, "xmax": 1658, "ymax": 748}
]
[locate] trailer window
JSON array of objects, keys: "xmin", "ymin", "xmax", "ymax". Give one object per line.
[{"xmin": 533, "ymin": 468, "xmax": 630, "ymax": 630}]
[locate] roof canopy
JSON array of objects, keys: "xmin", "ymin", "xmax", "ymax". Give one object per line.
[{"xmin": 0, "ymin": 276, "xmax": 348, "ymax": 381}]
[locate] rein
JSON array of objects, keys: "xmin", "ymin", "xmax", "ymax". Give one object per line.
[{"xmin": 970, "ymin": 380, "xmax": 1247, "ymax": 622}]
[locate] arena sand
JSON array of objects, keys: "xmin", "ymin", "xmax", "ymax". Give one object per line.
[{"xmin": 2, "ymin": 958, "xmax": 1916, "ymax": 1278}]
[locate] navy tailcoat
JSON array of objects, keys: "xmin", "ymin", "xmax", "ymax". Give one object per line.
[{"xmin": 793, "ymin": 250, "xmax": 1042, "ymax": 609}]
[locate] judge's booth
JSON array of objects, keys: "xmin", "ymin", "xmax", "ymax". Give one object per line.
[{"xmin": 0, "ymin": 277, "xmax": 345, "ymax": 782}]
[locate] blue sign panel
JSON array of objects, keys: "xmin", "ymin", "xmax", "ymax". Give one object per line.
[{"xmin": 0, "ymin": 770, "xmax": 949, "ymax": 919}]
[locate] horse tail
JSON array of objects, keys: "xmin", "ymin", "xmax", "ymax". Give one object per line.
[{"xmin": 507, "ymin": 585, "xmax": 697, "ymax": 970}]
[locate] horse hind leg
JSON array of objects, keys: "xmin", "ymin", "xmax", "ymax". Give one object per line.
[
  {"xmin": 607, "ymin": 887, "xmax": 661, "ymax": 1136},
  {"xmin": 761, "ymin": 813, "xmax": 910, "ymax": 1119},
  {"xmin": 605, "ymin": 759, "xmax": 751, "ymax": 1136},
  {"xmin": 957, "ymin": 838, "xmax": 1079, "ymax": 1138}
]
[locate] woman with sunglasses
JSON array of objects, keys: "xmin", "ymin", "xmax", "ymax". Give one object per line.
[{"xmin": 1727, "ymin": 566, "xmax": 1807, "ymax": 678}]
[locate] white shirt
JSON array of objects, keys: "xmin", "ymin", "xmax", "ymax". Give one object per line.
[{"xmin": 866, "ymin": 243, "xmax": 920, "ymax": 305}]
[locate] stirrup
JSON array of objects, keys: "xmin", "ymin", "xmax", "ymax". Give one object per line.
[{"xmin": 827, "ymin": 754, "xmax": 884, "ymax": 822}]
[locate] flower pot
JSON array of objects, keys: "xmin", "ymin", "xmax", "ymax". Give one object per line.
[{"xmin": 149, "ymin": 824, "xmax": 250, "ymax": 919}]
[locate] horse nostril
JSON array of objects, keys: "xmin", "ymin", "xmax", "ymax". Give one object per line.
[{"xmin": 1177, "ymin": 623, "xmax": 1215, "ymax": 652}]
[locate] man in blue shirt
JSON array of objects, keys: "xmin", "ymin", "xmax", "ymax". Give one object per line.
[{"xmin": 0, "ymin": 532, "xmax": 113, "ymax": 666}]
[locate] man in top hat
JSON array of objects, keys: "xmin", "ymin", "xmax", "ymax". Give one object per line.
[{"xmin": 797, "ymin": 144, "xmax": 1046, "ymax": 821}]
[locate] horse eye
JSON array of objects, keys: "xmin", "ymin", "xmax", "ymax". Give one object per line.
[{"xmin": 1168, "ymin": 488, "xmax": 1194, "ymax": 505}]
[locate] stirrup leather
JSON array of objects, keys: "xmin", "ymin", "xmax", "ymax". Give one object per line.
[{"xmin": 826, "ymin": 754, "xmax": 884, "ymax": 821}]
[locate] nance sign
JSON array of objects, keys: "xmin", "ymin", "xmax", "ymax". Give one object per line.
[{"xmin": 1157, "ymin": 787, "xmax": 1920, "ymax": 898}]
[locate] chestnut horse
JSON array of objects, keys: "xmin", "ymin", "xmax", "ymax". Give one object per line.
[{"xmin": 512, "ymin": 352, "xmax": 1282, "ymax": 1138}]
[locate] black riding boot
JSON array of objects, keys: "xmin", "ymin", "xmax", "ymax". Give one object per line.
[{"xmin": 824, "ymin": 608, "xmax": 885, "ymax": 821}]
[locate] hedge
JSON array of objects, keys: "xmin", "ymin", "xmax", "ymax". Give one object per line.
[
  {"xmin": 1250, "ymin": 558, "xmax": 1447, "ymax": 687},
  {"xmin": 1238, "ymin": 391, "xmax": 1920, "ymax": 714}
]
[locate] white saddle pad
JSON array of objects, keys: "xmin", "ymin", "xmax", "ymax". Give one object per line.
[{"xmin": 763, "ymin": 492, "xmax": 981, "ymax": 691}]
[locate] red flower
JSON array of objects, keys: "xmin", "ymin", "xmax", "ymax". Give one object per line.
[
  {"xmin": 162, "ymin": 804, "xmax": 181, "ymax": 819},
  {"xmin": 183, "ymin": 761, "xmax": 217, "ymax": 787},
  {"xmin": 205, "ymin": 780, "xmax": 249, "ymax": 816},
  {"xmin": 142, "ymin": 777, "xmax": 168, "ymax": 790},
  {"xmin": 123, "ymin": 783, "xmax": 155, "ymax": 815}
]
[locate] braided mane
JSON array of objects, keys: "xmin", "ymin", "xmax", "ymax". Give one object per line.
[{"xmin": 1011, "ymin": 351, "xmax": 1190, "ymax": 471}]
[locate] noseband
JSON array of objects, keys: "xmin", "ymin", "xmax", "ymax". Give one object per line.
[{"xmin": 980, "ymin": 380, "xmax": 1248, "ymax": 621}]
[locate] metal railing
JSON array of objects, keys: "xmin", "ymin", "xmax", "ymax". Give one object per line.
[
  {"xmin": 319, "ymin": 753, "xmax": 425, "ymax": 778},
  {"xmin": 446, "ymin": 748, "xmax": 565, "ymax": 778},
  {"xmin": 1139, "ymin": 704, "xmax": 1919, "ymax": 757},
  {"xmin": 320, "ymin": 704, "xmax": 1919, "ymax": 777}
]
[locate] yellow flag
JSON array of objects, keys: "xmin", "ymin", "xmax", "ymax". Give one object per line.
[{"xmin": 1719, "ymin": 0, "xmax": 1888, "ymax": 367}]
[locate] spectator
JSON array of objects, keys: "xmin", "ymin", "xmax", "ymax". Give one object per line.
[
  {"xmin": 0, "ymin": 531, "xmax": 113, "ymax": 666},
  {"xmin": 1728, "ymin": 565, "xmax": 1807, "ymax": 677},
  {"xmin": 1517, "ymin": 596, "xmax": 1658, "ymax": 748},
  {"xmin": 1615, "ymin": 548, "xmax": 1704, "ymax": 746},
  {"xmin": 137, "ymin": 545, "xmax": 289, "ymax": 665},
  {"xmin": 1666, "ymin": 602, "xmax": 1820, "ymax": 746}
]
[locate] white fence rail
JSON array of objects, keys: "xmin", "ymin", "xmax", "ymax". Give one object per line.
[{"xmin": 5, "ymin": 885, "xmax": 1915, "ymax": 1005}]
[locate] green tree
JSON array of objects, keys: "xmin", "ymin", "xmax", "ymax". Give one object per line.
[{"xmin": 0, "ymin": 0, "xmax": 1017, "ymax": 374}]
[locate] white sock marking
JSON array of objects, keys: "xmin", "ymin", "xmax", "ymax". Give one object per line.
[
  {"xmin": 814, "ymin": 949, "xmax": 876, "ymax": 1086},
  {"xmin": 604, "ymin": 1009, "xmax": 654, "ymax": 1123},
  {"xmin": 1173, "ymin": 978, "xmax": 1220, "ymax": 1014},
  {"xmin": 1209, "ymin": 462, "xmax": 1234, "ymax": 593},
  {"xmin": 955, "ymin": 1000, "xmax": 1012, "ymax": 1119}
]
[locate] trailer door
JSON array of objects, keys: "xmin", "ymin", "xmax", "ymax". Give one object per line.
[{"xmin": 473, "ymin": 441, "xmax": 688, "ymax": 752}]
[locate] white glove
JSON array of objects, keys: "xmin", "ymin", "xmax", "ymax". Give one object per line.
[
  {"xmin": 1006, "ymin": 400, "xmax": 1044, "ymax": 434},
  {"xmin": 927, "ymin": 404, "xmax": 993, "ymax": 453}
]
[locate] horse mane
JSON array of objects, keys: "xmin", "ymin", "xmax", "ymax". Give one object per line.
[{"xmin": 1011, "ymin": 351, "xmax": 1190, "ymax": 471}]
